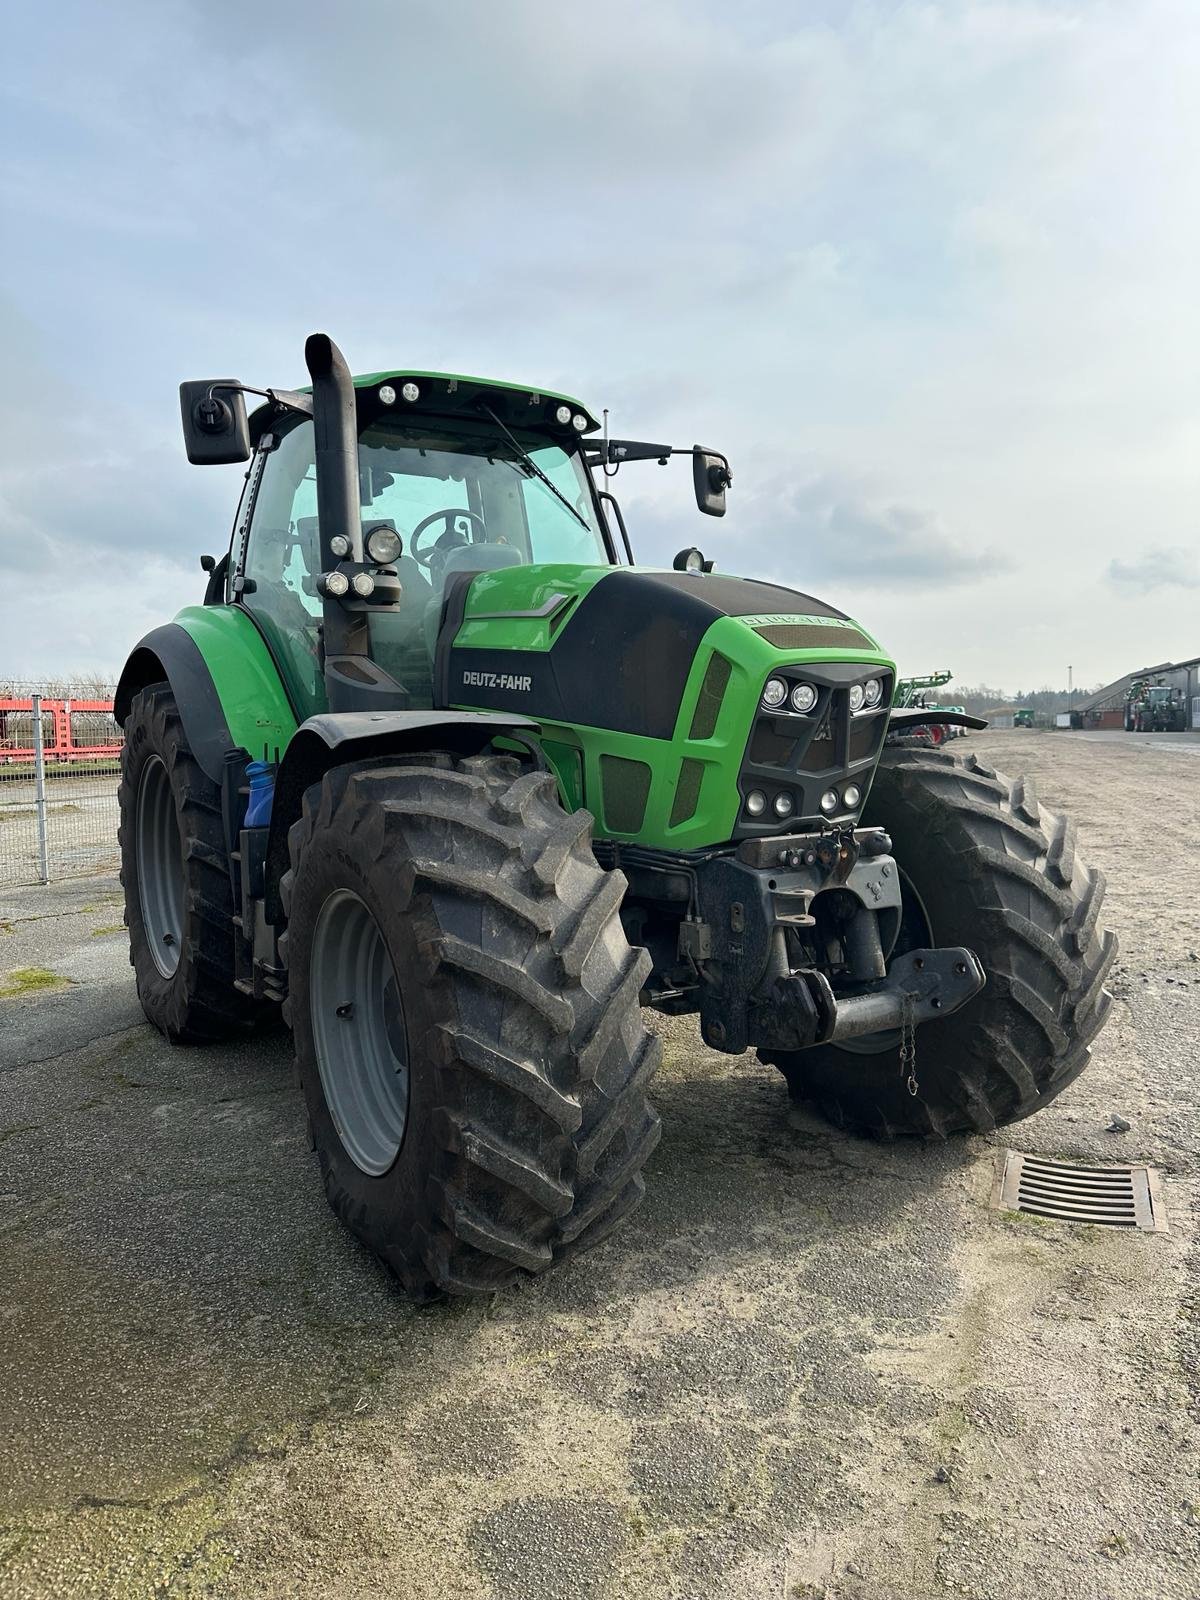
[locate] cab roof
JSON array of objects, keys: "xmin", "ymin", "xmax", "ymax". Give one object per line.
[{"xmin": 250, "ymin": 369, "xmax": 600, "ymax": 444}]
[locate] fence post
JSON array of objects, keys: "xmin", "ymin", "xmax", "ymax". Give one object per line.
[{"xmin": 32, "ymin": 693, "xmax": 50, "ymax": 885}]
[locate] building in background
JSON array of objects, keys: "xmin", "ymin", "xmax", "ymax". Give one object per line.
[{"xmin": 1071, "ymin": 657, "xmax": 1200, "ymax": 730}]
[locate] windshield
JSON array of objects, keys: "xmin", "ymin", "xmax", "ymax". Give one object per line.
[{"xmin": 356, "ymin": 416, "xmax": 608, "ymax": 570}]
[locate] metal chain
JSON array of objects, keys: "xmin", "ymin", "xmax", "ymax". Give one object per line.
[{"xmin": 899, "ymin": 991, "xmax": 919, "ymax": 1097}]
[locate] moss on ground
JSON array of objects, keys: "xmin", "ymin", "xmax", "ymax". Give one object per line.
[{"xmin": 0, "ymin": 966, "xmax": 71, "ymax": 999}]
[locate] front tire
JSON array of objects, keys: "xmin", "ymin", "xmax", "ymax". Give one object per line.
[
  {"xmin": 280, "ymin": 753, "xmax": 661, "ymax": 1298},
  {"xmin": 761, "ymin": 747, "xmax": 1117, "ymax": 1138}
]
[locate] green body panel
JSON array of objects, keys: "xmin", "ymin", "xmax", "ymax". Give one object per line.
[
  {"xmin": 447, "ymin": 566, "xmax": 895, "ymax": 850},
  {"xmin": 173, "ymin": 605, "xmax": 298, "ymax": 757}
]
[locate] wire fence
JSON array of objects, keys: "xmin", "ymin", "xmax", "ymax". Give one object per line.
[{"xmin": 0, "ymin": 682, "xmax": 123, "ymax": 889}]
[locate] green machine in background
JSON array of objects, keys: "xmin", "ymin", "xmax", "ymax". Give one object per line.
[{"xmin": 115, "ymin": 334, "xmax": 1116, "ymax": 1298}]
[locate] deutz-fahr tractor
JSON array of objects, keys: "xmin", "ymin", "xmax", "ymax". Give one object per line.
[{"xmin": 116, "ymin": 334, "xmax": 1116, "ymax": 1299}]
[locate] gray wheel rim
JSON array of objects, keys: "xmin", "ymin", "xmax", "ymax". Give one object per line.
[
  {"xmin": 136, "ymin": 754, "xmax": 185, "ymax": 978},
  {"xmin": 309, "ymin": 889, "xmax": 410, "ymax": 1176}
]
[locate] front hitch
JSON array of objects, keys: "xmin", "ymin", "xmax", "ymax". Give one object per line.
[{"xmin": 751, "ymin": 947, "xmax": 986, "ymax": 1053}]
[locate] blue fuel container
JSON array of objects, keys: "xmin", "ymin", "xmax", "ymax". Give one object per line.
[{"xmin": 244, "ymin": 760, "xmax": 276, "ymax": 828}]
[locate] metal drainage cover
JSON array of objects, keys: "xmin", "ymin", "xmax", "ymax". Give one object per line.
[{"xmin": 993, "ymin": 1150, "xmax": 1168, "ymax": 1233}]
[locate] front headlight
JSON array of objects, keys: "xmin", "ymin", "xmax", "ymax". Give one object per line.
[
  {"xmin": 366, "ymin": 524, "xmax": 403, "ymax": 565},
  {"xmin": 762, "ymin": 677, "xmax": 788, "ymax": 709},
  {"xmin": 863, "ymin": 677, "xmax": 883, "ymax": 708},
  {"xmin": 849, "ymin": 683, "xmax": 866, "ymax": 713}
]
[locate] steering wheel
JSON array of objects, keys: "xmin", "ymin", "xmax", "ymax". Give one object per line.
[{"xmin": 409, "ymin": 507, "xmax": 488, "ymax": 568}]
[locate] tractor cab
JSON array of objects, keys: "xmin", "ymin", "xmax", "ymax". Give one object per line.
[{"xmin": 233, "ymin": 375, "xmax": 612, "ymax": 717}]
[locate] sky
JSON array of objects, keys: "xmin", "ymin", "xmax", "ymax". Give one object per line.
[{"xmin": 1, "ymin": 0, "xmax": 1197, "ymax": 692}]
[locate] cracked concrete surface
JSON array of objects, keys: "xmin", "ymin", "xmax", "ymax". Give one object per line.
[{"xmin": 1, "ymin": 731, "xmax": 1198, "ymax": 1598}]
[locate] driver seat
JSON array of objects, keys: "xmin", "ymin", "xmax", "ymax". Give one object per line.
[{"xmin": 422, "ymin": 544, "xmax": 523, "ymax": 660}]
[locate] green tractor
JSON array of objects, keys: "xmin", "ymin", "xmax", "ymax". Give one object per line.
[
  {"xmin": 1124, "ymin": 677, "xmax": 1186, "ymax": 733},
  {"xmin": 116, "ymin": 334, "xmax": 1117, "ymax": 1299}
]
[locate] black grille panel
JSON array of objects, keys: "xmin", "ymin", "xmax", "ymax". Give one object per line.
[
  {"xmin": 688, "ymin": 653, "xmax": 732, "ymax": 740},
  {"xmin": 755, "ymin": 623, "xmax": 875, "ymax": 651},
  {"xmin": 669, "ymin": 759, "xmax": 705, "ymax": 827},
  {"xmin": 600, "ymin": 755, "xmax": 652, "ymax": 833}
]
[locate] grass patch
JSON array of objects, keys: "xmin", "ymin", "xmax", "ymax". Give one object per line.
[
  {"xmin": 90, "ymin": 924, "xmax": 125, "ymax": 937},
  {"xmin": 0, "ymin": 966, "xmax": 71, "ymax": 999}
]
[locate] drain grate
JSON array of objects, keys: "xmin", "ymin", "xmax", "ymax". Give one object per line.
[{"xmin": 992, "ymin": 1150, "xmax": 1168, "ymax": 1233}]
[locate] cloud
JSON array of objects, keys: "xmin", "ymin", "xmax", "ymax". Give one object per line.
[
  {"xmin": 626, "ymin": 467, "xmax": 1003, "ymax": 592},
  {"xmin": 1106, "ymin": 547, "xmax": 1200, "ymax": 593},
  {"xmin": 2, "ymin": 0, "xmax": 1200, "ymax": 691}
]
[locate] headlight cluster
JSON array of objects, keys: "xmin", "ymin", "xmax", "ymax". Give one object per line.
[
  {"xmin": 745, "ymin": 789, "xmax": 796, "ymax": 819},
  {"xmin": 761, "ymin": 677, "xmax": 819, "ymax": 714},
  {"xmin": 745, "ymin": 782, "xmax": 862, "ymax": 822},
  {"xmin": 761, "ymin": 675, "xmax": 884, "ymax": 714}
]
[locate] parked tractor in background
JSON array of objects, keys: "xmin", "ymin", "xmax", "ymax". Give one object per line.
[
  {"xmin": 887, "ymin": 672, "xmax": 966, "ymax": 747},
  {"xmin": 1014, "ymin": 708, "xmax": 1036, "ymax": 729},
  {"xmin": 114, "ymin": 333, "xmax": 1117, "ymax": 1300},
  {"xmin": 1124, "ymin": 677, "xmax": 1187, "ymax": 733}
]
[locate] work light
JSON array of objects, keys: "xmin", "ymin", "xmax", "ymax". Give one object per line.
[
  {"xmin": 746, "ymin": 790, "xmax": 767, "ymax": 817},
  {"xmin": 555, "ymin": 405, "xmax": 572, "ymax": 425},
  {"xmin": 351, "ymin": 572, "xmax": 375, "ymax": 597},
  {"xmin": 378, "ymin": 385, "xmax": 396, "ymax": 406},
  {"xmin": 820, "ymin": 788, "xmax": 839, "ymax": 814},
  {"xmin": 843, "ymin": 784, "xmax": 862, "ymax": 809},
  {"xmin": 321, "ymin": 570, "xmax": 349, "ymax": 597},
  {"xmin": 366, "ymin": 525, "xmax": 403, "ymax": 565},
  {"xmin": 401, "ymin": 382, "xmax": 420, "ymax": 403}
]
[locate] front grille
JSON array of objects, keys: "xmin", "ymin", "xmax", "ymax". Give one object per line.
[
  {"xmin": 755, "ymin": 622, "xmax": 875, "ymax": 651},
  {"xmin": 734, "ymin": 666, "xmax": 893, "ymax": 839}
]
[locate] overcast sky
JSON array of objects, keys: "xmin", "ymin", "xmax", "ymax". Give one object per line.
[{"xmin": 1, "ymin": 0, "xmax": 1196, "ymax": 691}]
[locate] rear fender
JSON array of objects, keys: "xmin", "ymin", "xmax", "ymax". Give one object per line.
[{"xmin": 114, "ymin": 624, "xmax": 235, "ymax": 783}]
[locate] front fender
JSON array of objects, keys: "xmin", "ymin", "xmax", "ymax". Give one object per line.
[{"xmin": 264, "ymin": 709, "xmax": 541, "ymax": 923}]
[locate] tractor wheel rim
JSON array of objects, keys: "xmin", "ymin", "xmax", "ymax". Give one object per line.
[
  {"xmin": 136, "ymin": 754, "xmax": 185, "ymax": 978},
  {"xmin": 309, "ymin": 889, "xmax": 410, "ymax": 1176}
]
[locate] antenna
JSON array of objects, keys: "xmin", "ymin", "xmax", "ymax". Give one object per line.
[{"xmin": 602, "ymin": 406, "xmax": 618, "ymax": 478}]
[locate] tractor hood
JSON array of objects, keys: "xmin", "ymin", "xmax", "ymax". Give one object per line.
[
  {"xmin": 439, "ymin": 563, "xmax": 896, "ymax": 848},
  {"xmin": 441, "ymin": 564, "xmax": 887, "ymax": 739}
]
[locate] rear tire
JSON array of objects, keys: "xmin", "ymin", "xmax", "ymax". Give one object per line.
[
  {"xmin": 761, "ymin": 747, "xmax": 1117, "ymax": 1138},
  {"xmin": 119, "ymin": 684, "xmax": 259, "ymax": 1042},
  {"xmin": 279, "ymin": 752, "xmax": 661, "ymax": 1299}
]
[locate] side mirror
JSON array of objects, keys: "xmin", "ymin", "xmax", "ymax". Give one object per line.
[
  {"xmin": 693, "ymin": 447, "xmax": 732, "ymax": 517},
  {"xmin": 179, "ymin": 379, "xmax": 251, "ymax": 465}
]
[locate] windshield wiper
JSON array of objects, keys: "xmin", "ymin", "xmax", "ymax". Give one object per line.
[{"xmin": 479, "ymin": 405, "xmax": 589, "ymax": 532}]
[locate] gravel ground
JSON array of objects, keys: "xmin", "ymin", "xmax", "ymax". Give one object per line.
[{"xmin": 1, "ymin": 729, "xmax": 1197, "ymax": 1599}]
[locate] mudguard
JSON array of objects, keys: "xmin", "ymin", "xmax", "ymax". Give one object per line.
[
  {"xmin": 115, "ymin": 623, "xmax": 237, "ymax": 783},
  {"xmin": 887, "ymin": 708, "xmax": 988, "ymax": 733},
  {"xmin": 263, "ymin": 708, "xmax": 541, "ymax": 922}
]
